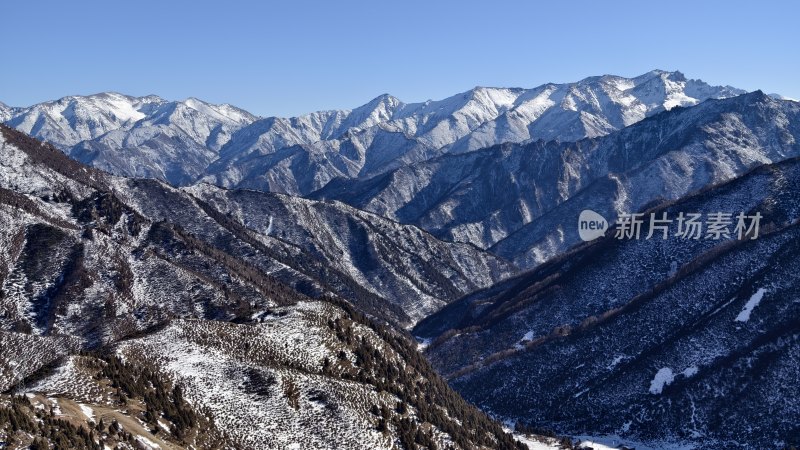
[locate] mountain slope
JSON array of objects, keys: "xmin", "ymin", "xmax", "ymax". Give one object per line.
[
  {"xmin": 70, "ymin": 97, "xmax": 257, "ymax": 185},
  {"xmin": 185, "ymin": 184, "xmax": 515, "ymax": 324},
  {"xmin": 414, "ymin": 156, "xmax": 800, "ymax": 449},
  {"xmin": 5, "ymin": 93, "xmax": 164, "ymax": 147},
  {"xmin": 0, "ymin": 101, "xmax": 16, "ymax": 122},
  {"xmin": 0, "ymin": 125, "xmax": 526, "ymax": 449}
]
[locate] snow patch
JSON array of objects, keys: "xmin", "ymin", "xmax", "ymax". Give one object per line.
[
  {"xmin": 649, "ymin": 367, "xmax": 675, "ymax": 394},
  {"xmin": 78, "ymin": 403, "xmax": 95, "ymax": 422},
  {"xmin": 515, "ymin": 330, "xmax": 536, "ymax": 350},
  {"xmin": 416, "ymin": 337, "xmax": 432, "ymax": 350},
  {"xmin": 515, "ymin": 435, "xmax": 561, "ymax": 449},
  {"xmin": 135, "ymin": 435, "xmax": 161, "ymax": 449},
  {"xmin": 265, "ymin": 215, "xmax": 274, "ymax": 235},
  {"xmin": 735, "ymin": 288, "xmax": 766, "ymax": 322}
]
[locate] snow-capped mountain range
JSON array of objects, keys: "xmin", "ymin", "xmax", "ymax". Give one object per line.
[
  {"xmin": 317, "ymin": 91, "xmax": 800, "ymax": 265},
  {"xmin": 0, "ymin": 118, "xmax": 513, "ymax": 329},
  {"xmin": 1, "ymin": 70, "xmax": 744, "ymax": 194}
]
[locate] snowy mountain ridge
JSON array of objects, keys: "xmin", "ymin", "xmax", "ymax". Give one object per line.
[
  {"xmin": 4, "ymin": 92, "xmax": 255, "ymax": 147},
  {"xmin": 2, "ymin": 70, "xmax": 745, "ymax": 193},
  {"xmin": 3, "ymin": 92, "xmax": 256, "ymax": 185},
  {"xmin": 203, "ymin": 70, "xmax": 746, "ymax": 194}
]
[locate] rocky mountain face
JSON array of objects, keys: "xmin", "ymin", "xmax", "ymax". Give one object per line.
[
  {"xmin": 316, "ymin": 92, "xmax": 800, "ymax": 265},
  {"xmin": 414, "ymin": 156, "xmax": 800, "ymax": 449},
  {"xmin": 0, "ymin": 125, "xmax": 526, "ymax": 449},
  {"xmin": 2, "ymin": 71, "xmax": 742, "ymax": 197},
  {"xmin": 185, "ymin": 184, "xmax": 515, "ymax": 324},
  {"xmin": 0, "ymin": 101, "xmax": 14, "ymax": 122},
  {"xmin": 0, "ymin": 118, "xmax": 513, "ymax": 328}
]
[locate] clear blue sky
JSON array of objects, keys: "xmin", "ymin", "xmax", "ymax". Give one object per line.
[{"xmin": 1, "ymin": 0, "xmax": 797, "ymax": 117}]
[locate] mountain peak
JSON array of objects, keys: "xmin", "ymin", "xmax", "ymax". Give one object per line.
[
  {"xmin": 741, "ymin": 89, "xmax": 775, "ymax": 104},
  {"xmin": 363, "ymin": 93, "xmax": 403, "ymax": 110},
  {"xmin": 663, "ymin": 69, "xmax": 687, "ymax": 82},
  {"xmin": 183, "ymin": 96, "xmax": 210, "ymax": 108}
]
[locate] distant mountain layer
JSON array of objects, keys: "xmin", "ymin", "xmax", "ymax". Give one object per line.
[
  {"xmin": 415, "ymin": 155, "xmax": 800, "ymax": 449},
  {"xmin": 1, "ymin": 70, "xmax": 743, "ymax": 195},
  {"xmin": 0, "ymin": 124, "xmax": 524, "ymax": 449}
]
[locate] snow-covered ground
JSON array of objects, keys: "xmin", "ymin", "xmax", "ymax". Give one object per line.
[{"xmin": 114, "ymin": 308, "xmax": 399, "ymax": 449}]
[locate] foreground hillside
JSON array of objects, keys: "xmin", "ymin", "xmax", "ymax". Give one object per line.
[
  {"xmin": 0, "ymin": 125, "xmax": 528, "ymax": 449},
  {"xmin": 416, "ymin": 155, "xmax": 800, "ymax": 449}
]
